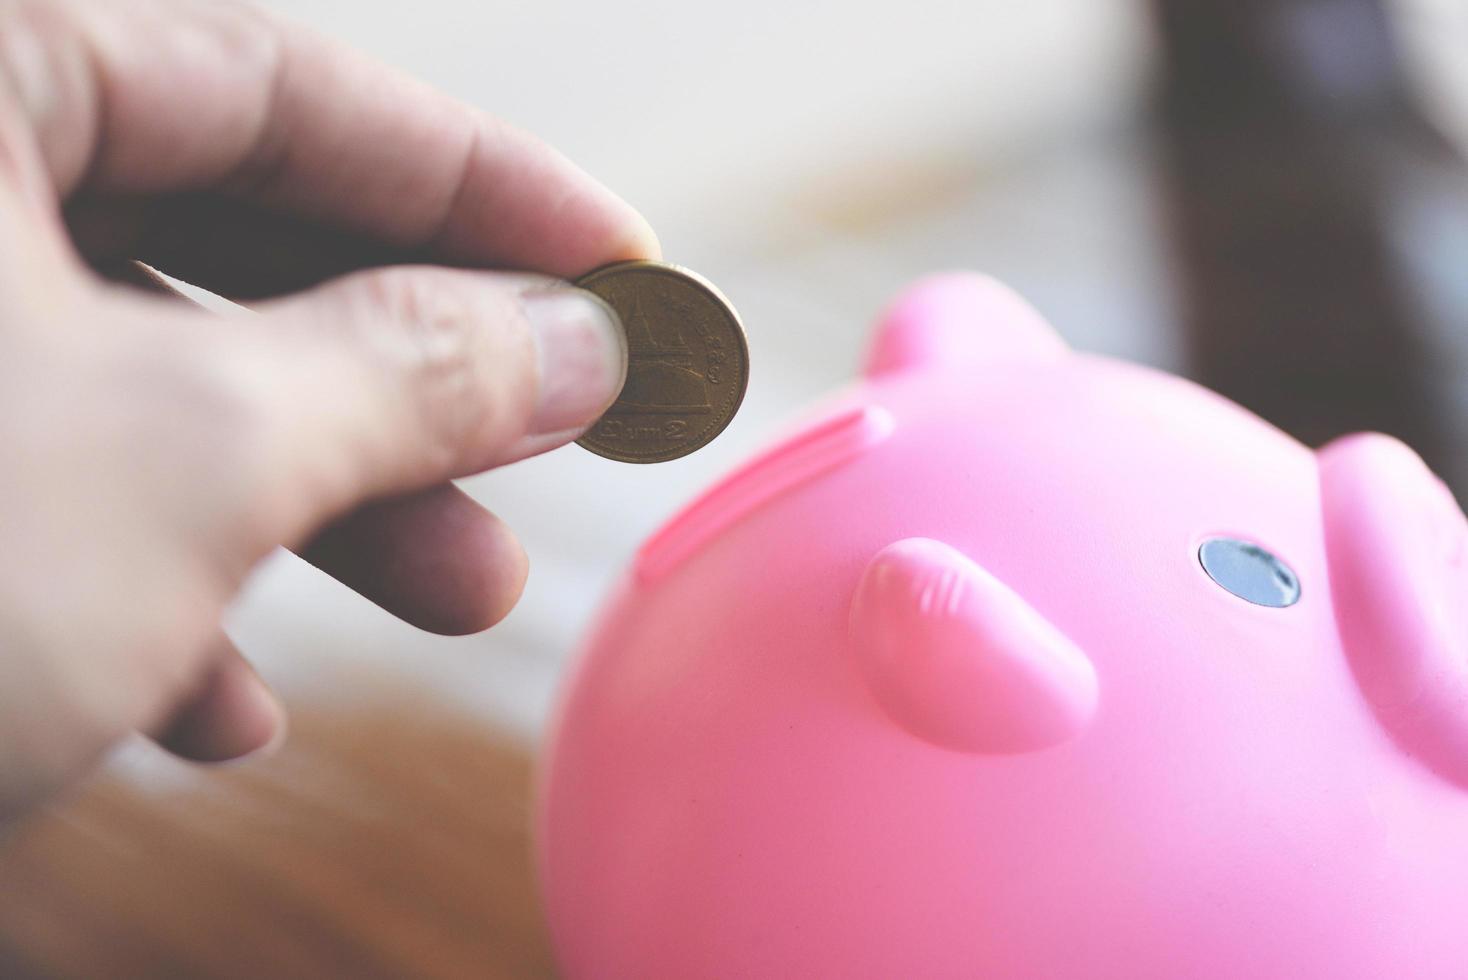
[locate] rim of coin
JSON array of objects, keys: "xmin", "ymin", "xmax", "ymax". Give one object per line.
[{"xmin": 575, "ymin": 260, "xmax": 749, "ymax": 464}]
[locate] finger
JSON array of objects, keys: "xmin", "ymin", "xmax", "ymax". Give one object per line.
[
  {"xmin": 300, "ymin": 483, "xmax": 528, "ymax": 636},
  {"xmin": 97, "ymin": 266, "xmax": 525, "ymax": 635},
  {"xmin": 222, "ymin": 265, "xmax": 625, "ymax": 551},
  {"xmin": 150, "ymin": 635, "xmax": 286, "ymax": 763},
  {"xmin": 2, "ymin": 0, "xmax": 658, "ymax": 276}
]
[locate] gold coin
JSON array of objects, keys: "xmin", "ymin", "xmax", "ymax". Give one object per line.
[{"xmin": 575, "ymin": 261, "xmax": 749, "ymax": 464}]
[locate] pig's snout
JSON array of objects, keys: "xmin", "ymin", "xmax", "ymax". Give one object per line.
[{"xmin": 1320, "ymin": 432, "xmax": 1468, "ymax": 788}]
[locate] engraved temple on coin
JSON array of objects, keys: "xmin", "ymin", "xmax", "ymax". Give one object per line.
[{"xmin": 610, "ymin": 284, "xmax": 713, "ymax": 416}]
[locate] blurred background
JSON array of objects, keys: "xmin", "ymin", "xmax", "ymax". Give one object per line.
[{"xmin": 3, "ymin": 0, "xmax": 1467, "ymax": 975}]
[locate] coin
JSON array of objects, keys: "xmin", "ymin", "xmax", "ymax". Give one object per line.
[{"xmin": 575, "ymin": 261, "xmax": 749, "ymax": 464}]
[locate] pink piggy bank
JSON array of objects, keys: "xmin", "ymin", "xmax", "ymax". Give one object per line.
[{"xmin": 537, "ymin": 274, "xmax": 1468, "ymax": 979}]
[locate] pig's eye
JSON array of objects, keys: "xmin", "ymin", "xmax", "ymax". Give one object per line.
[{"xmin": 1198, "ymin": 537, "xmax": 1301, "ymax": 608}]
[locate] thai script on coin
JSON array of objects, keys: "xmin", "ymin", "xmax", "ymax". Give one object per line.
[{"xmin": 576, "ymin": 261, "xmax": 749, "ymax": 464}]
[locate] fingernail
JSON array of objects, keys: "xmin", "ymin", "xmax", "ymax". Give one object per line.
[{"xmin": 524, "ymin": 288, "xmax": 627, "ymax": 435}]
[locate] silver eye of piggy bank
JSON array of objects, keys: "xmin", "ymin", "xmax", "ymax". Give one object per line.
[{"xmin": 1199, "ymin": 537, "xmax": 1301, "ymax": 608}]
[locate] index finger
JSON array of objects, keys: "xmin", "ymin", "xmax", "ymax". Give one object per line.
[{"xmin": 0, "ymin": 0, "xmax": 658, "ymax": 275}]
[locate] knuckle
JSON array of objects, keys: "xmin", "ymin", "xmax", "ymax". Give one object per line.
[
  {"xmin": 181, "ymin": 0, "xmax": 284, "ymax": 80},
  {"xmin": 0, "ymin": 2, "xmax": 105, "ymax": 192},
  {"xmin": 349, "ymin": 267, "xmax": 524, "ymax": 466},
  {"xmin": 0, "ymin": 1, "xmax": 89, "ymax": 123},
  {"xmin": 34, "ymin": 299, "xmax": 284, "ymax": 566},
  {"xmin": 138, "ymin": 327, "xmax": 276, "ymax": 511},
  {"xmin": 0, "ymin": 2, "xmax": 57, "ymax": 120},
  {"xmin": 176, "ymin": 333, "xmax": 302, "ymax": 560}
]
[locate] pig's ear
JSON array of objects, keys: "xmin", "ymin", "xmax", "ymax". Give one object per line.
[
  {"xmin": 849, "ymin": 538, "xmax": 1098, "ymax": 754},
  {"xmin": 863, "ymin": 273, "xmax": 1068, "ymax": 379}
]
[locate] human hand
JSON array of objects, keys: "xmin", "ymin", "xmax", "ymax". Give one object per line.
[{"xmin": 0, "ymin": 0, "xmax": 655, "ymax": 820}]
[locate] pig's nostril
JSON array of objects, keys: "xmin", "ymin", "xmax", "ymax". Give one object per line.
[{"xmin": 1199, "ymin": 537, "xmax": 1302, "ymax": 608}]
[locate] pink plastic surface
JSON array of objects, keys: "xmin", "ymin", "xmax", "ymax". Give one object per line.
[{"xmin": 537, "ymin": 273, "xmax": 1468, "ymax": 979}]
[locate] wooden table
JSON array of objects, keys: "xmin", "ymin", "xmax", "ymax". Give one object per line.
[{"xmin": 0, "ymin": 673, "xmax": 556, "ymax": 979}]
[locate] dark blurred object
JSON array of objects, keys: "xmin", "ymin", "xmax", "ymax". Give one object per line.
[{"xmin": 1154, "ymin": 0, "xmax": 1468, "ymax": 490}]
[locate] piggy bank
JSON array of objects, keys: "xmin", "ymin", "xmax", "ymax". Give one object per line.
[{"xmin": 536, "ymin": 274, "xmax": 1468, "ymax": 979}]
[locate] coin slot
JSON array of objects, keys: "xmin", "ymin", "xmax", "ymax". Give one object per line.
[{"xmin": 635, "ymin": 404, "xmax": 896, "ymax": 584}]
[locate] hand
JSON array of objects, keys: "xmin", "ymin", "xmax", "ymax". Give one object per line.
[{"xmin": 0, "ymin": 0, "xmax": 656, "ymax": 821}]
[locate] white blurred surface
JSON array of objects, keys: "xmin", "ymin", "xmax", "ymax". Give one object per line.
[{"xmin": 257, "ymin": 1, "xmax": 1147, "ymax": 239}]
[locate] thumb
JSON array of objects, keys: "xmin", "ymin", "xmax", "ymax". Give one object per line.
[{"xmin": 232, "ymin": 265, "xmax": 626, "ymax": 546}]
